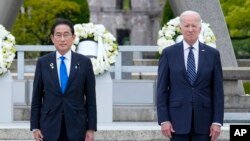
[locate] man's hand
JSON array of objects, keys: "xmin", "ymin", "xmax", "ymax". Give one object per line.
[
  {"xmin": 210, "ymin": 124, "xmax": 221, "ymax": 141},
  {"xmin": 161, "ymin": 121, "xmax": 175, "ymax": 138},
  {"xmin": 33, "ymin": 129, "xmax": 43, "ymax": 141},
  {"xmin": 85, "ymin": 130, "xmax": 94, "ymax": 141}
]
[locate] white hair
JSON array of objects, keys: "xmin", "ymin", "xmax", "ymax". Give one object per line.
[{"xmin": 180, "ymin": 10, "xmax": 202, "ymax": 26}]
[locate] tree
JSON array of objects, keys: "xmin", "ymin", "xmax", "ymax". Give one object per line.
[
  {"xmin": 66, "ymin": 0, "xmax": 90, "ymax": 24},
  {"xmin": 160, "ymin": 0, "xmax": 174, "ymax": 27},
  {"xmin": 11, "ymin": 0, "xmax": 89, "ymax": 45},
  {"xmin": 221, "ymin": 0, "xmax": 250, "ymax": 38},
  {"xmin": 220, "ymin": 0, "xmax": 250, "ymax": 58},
  {"xmin": 11, "ymin": 0, "xmax": 90, "ymax": 58}
]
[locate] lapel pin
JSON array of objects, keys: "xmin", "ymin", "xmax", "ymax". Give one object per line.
[
  {"xmin": 201, "ymin": 49, "xmax": 205, "ymax": 52},
  {"xmin": 50, "ymin": 63, "xmax": 54, "ymax": 69},
  {"xmin": 75, "ymin": 63, "xmax": 80, "ymax": 69}
]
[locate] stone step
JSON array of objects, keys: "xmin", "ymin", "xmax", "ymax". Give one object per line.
[
  {"xmin": 0, "ymin": 122, "xmax": 231, "ymax": 141},
  {"xmin": 14, "ymin": 105, "xmax": 157, "ymax": 121},
  {"xmin": 13, "ymin": 104, "xmax": 250, "ymax": 123}
]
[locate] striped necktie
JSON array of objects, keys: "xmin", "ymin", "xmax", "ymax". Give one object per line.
[
  {"xmin": 60, "ymin": 56, "xmax": 68, "ymax": 94},
  {"xmin": 187, "ymin": 47, "xmax": 196, "ymax": 85}
]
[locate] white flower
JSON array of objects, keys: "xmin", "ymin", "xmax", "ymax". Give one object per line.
[
  {"xmin": 0, "ymin": 24, "xmax": 16, "ymax": 76},
  {"xmin": 157, "ymin": 17, "xmax": 216, "ymax": 54},
  {"xmin": 73, "ymin": 23, "xmax": 118, "ymax": 75}
]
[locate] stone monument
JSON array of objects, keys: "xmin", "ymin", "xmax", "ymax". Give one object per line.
[
  {"xmin": 77, "ymin": 41, "xmax": 113, "ymax": 123},
  {"xmin": 0, "ymin": 0, "xmax": 24, "ymax": 30},
  {"xmin": 0, "ymin": 72, "xmax": 13, "ymax": 122},
  {"xmin": 95, "ymin": 72, "xmax": 113, "ymax": 123}
]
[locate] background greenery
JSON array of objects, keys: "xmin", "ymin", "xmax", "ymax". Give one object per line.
[
  {"xmin": 220, "ymin": 0, "xmax": 250, "ymax": 59},
  {"xmin": 11, "ymin": 0, "xmax": 89, "ymax": 58},
  {"xmin": 160, "ymin": 0, "xmax": 174, "ymax": 27},
  {"xmin": 10, "ymin": 0, "xmax": 250, "ymax": 93},
  {"xmin": 243, "ymin": 81, "xmax": 250, "ymax": 95},
  {"xmin": 12, "ymin": 0, "xmax": 250, "ymax": 59},
  {"xmin": 160, "ymin": 0, "xmax": 250, "ymax": 93},
  {"xmin": 161, "ymin": 0, "xmax": 250, "ymax": 59}
]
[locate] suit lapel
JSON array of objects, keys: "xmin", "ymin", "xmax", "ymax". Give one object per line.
[
  {"xmin": 194, "ymin": 43, "xmax": 206, "ymax": 85},
  {"xmin": 64, "ymin": 51, "xmax": 79, "ymax": 94},
  {"xmin": 48, "ymin": 52, "xmax": 61, "ymax": 93},
  {"xmin": 177, "ymin": 42, "xmax": 190, "ymax": 84}
]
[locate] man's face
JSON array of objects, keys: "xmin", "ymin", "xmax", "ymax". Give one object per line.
[
  {"xmin": 51, "ymin": 24, "xmax": 75, "ymax": 55},
  {"xmin": 180, "ymin": 15, "xmax": 201, "ymax": 46}
]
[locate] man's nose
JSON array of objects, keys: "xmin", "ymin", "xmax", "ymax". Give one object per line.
[
  {"xmin": 59, "ymin": 36, "xmax": 66, "ymax": 40},
  {"xmin": 187, "ymin": 26, "xmax": 193, "ymax": 31}
]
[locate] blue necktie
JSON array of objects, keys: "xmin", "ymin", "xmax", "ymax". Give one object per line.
[
  {"xmin": 60, "ymin": 56, "xmax": 68, "ymax": 94},
  {"xmin": 187, "ymin": 47, "xmax": 196, "ymax": 85}
]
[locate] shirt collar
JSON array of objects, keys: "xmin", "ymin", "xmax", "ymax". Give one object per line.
[
  {"xmin": 183, "ymin": 40, "xmax": 199, "ymax": 51},
  {"xmin": 56, "ymin": 50, "xmax": 72, "ymax": 60}
]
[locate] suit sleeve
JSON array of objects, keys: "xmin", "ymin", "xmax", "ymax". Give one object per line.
[
  {"xmin": 84, "ymin": 58, "xmax": 97, "ymax": 131},
  {"xmin": 30, "ymin": 59, "xmax": 44, "ymax": 130},
  {"xmin": 212, "ymin": 51, "xmax": 224, "ymax": 125},
  {"xmin": 157, "ymin": 50, "xmax": 170, "ymax": 125}
]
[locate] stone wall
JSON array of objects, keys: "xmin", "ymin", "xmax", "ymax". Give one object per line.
[{"xmin": 88, "ymin": 0, "xmax": 164, "ymax": 45}]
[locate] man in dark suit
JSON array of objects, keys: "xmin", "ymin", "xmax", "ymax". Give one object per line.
[
  {"xmin": 30, "ymin": 18, "xmax": 97, "ymax": 141},
  {"xmin": 157, "ymin": 10, "xmax": 224, "ymax": 141}
]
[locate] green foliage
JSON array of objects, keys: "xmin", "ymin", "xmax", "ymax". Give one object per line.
[
  {"xmin": 67, "ymin": 0, "xmax": 90, "ymax": 23},
  {"xmin": 12, "ymin": 0, "xmax": 81, "ymax": 45},
  {"xmin": 161, "ymin": 0, "xmax": 174, "ymax": 27},
  {"xmin": 123, "ymin": 0, "xmax": 131, "ymax": 12},
  {"xmin": 220, "ymin": 0, "xmax": 250, "ymax": 58},
  {"xmin": 225, "ymin": 1, "xmax": 250, "ymax": 38},
  {"xmin": 243, "ymin": 81, "xmax": 250, "ymax": 95},
  {"xmin": 232, "ymin": 39, "xmax": 250, "ymax": 59},
  {"xmin": 220, "ymin": 0, "xmax": 246, "ymax": 16},
  {"xmin": 219, "ymin": 0, "xmax": 250, "ymax": 38},
  {"xmin": 156, "ymin": 0, "xmax": 174, "ymax": 58},
  {"xmin": 11, "ymin": 0, "xmax": 90, "ymax": 58}
]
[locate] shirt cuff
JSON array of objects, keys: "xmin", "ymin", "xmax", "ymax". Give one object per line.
[
  {"xmin": 212, "ymin": 122, "xmax": 222, "ymax": 126},
  {"xmin": 32, "ymin": 129, "xmax": 38, "ymax": 132},
  {"xmin": 161, "ymin": 121, "xmax": 171, "ymax": 125}
]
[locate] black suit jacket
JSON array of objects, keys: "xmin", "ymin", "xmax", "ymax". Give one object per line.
[
  {"xmin": 30, "ymin": 51, "xmax": 97, "ymax": 140},
  {"xmin": 157, "ymin": 41, "xmax": 224, "ymax": 134}
]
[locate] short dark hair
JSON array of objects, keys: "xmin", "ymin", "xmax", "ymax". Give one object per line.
[{"xmin": 50, "ymin": 18, "xmax": 75, "ymax": 35}]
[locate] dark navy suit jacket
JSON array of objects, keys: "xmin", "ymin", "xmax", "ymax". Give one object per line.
[
  {"xmin": 30, "ymin": 51, "xmax": 97, "ymax": 140},
  {"xmin": 157, "ymin": 41, "xmax": 224, "ymax": 134}
]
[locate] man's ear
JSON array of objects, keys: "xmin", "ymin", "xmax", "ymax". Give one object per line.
[{"xmin": 50, "ymin": 34, "xmax": 55, "ymax": 43}]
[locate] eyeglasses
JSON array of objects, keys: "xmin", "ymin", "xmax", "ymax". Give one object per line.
[{"xmin": 54, "ymin": 33, "xmax": 72, "ymax": 40}]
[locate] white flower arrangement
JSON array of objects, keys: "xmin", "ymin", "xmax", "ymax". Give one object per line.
[
  {"xmin": 0, "ymin": 24, "xmax": 16, "ymax": 76},
  {"xmin": 157, "ymin": 17, "xmax": 216, "ymax": 54},
  {"xmin": 73, "ymin": 23, "xmax": 118, "ymax": 75}
]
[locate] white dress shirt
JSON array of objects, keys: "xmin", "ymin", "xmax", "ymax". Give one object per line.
[
  {"xmin": 183, "ymin": 40, "xmax": 199, "ymax": 72},
  {"xmin": 56, "ymin": 50, "xmax": 71, "ymax": 86}
]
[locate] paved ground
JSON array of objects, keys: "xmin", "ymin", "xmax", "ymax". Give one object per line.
[{"xmin": 0, "ymin": 121, "xmax": 233, "ymax": 141}]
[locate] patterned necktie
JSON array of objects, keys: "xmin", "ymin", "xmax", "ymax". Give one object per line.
[
  {"xmin": 187, "ymin": 47, "xmax": 196, "ymax": 85},
  {"xmin": 60, "ymin": 56, "xmax": 68, "ymax": 94}
]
